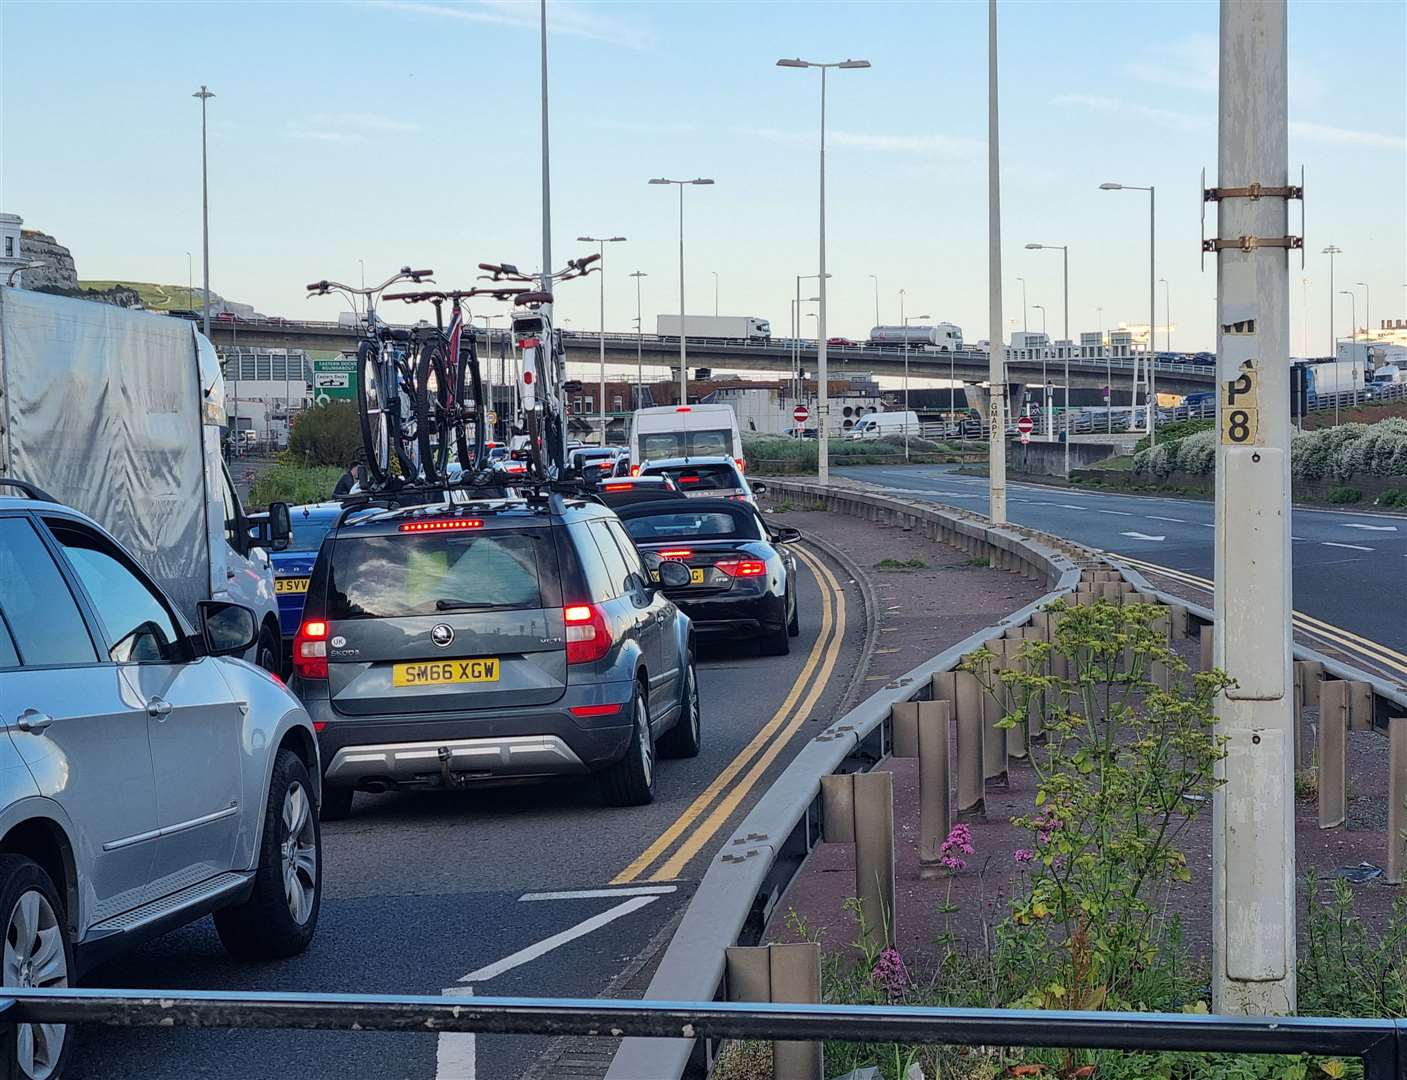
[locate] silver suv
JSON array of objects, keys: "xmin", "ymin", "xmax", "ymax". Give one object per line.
[{"xmin": 0, "ymin": 486, "xmax": 323, "ymax": 1079}]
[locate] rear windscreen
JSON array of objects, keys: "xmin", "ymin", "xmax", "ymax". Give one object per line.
[
  {"xmin": 622, "ymin": 510, "xmax": 761, "ymax": 542},
  {"xmin": 327, "ymin": 530, "xmax": 553, "ymax": 619},
  {"xmin": 290, "ymin": 516, "xmax": 336, "ymax": 553},
  {"xmin": 649, "ymin": 464, "xmax": 740, "ymax": 490},
  {"xmin": 639, "ymin": 429, "xmax": 733, "ymax": 460}
]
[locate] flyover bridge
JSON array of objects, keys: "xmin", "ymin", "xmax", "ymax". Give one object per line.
[{"xmin": 205, "ymin": 319, "xmax": 1216, "ymax": 393}]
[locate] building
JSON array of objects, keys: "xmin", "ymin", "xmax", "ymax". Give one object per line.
[
  {"xmin": 222, "ymin": 348, "xmax": 314, "ymax": 447},
  {"xmin": 0, "ymin": 214, "xmax": 27, "ymax": 284}
]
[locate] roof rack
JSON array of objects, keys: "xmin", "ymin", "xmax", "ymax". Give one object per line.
[
  {"xmin": 0, "ymin": 477, "xmax": 59, "ymax": 503},
  {"xmin": 330, "ymin": 470, "xmax": 608, "ymax": 529}
]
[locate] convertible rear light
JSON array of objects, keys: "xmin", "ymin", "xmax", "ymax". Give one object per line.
[
  {"xmin": 399, "ymin": 518, "xmax": 484, "ymax": 533},
  {"xmin": 564, "ymin": 603, "xmax": 612, "ymax": 665},
  {"xmin": 715, "ymin": 559, "xmax": 767, "ymax": 578},
  {"xmin": 293, "ymin": 619, "xmax": 328, "ymax": 680},
  {"xmin": 570, "ymin": 702, "xmax": 624, "ymax": 718},
  {"xmin": 657, "ymin": 548, "xmax": 693, "ymax": 560}
]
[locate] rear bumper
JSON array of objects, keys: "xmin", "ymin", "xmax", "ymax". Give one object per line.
[
  {"xmin": 324, "ymin": 734, "xmax": 587, "ymax": 785},
  {"xmin": 669, "ymin": 590, "xmax": 786, "ymax": 638}
]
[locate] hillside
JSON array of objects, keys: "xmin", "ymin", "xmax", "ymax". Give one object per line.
[{"xmin": 78, "ymin": 281, "xmax": 260, "ymax": 318}]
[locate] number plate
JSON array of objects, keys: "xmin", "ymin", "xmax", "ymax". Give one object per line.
[
  {"xmin": 275, "ymin": 577, "xmax": 310, "ymax": 594},
  {"xmin": 689, "ymin": 568, "xmax": 706, "ymax": 585},
  {"xmin": 392, "ymin": 658, "xmax": 501, "ymax": 687}
]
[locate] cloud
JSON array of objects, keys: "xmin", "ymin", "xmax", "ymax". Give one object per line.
[
  {"xmin": 285, "ymin": 129, "xmax": 366, "ymax": 143},
  {"xmin": 737, "ymin": 126, "xmax": 984, "ymax": 157},
  {"xmin": 368, "ymin": 0, "xmax": 652, "ymax": 49},
  {"xmin": 1289, "ymin": 120, "xmax": 1406, "ymax": 150},
  {"xmin": 590, "ymin": 118, "xmax": 699, "ymax": 135},
  {"xmin": 1122, "ymin": 33, "xmax": 1218, "ymax": 94},
  {"xmin": 284, "ymin": 112, "xmax": 419, "ymax": 144}
]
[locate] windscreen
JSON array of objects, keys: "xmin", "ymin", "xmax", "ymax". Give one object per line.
[
  {"xmin": 622, "ymin": 509, "xmax": 761, "ymax": 542},
  {"xmin": 327, "ymin": 530, "xmax": 552, "ymax": 619},
  {"xmin": 289, "ymin": 514, "xmax": 336, "ymax": 553},
  {"xmin": 639, "ymin": 429, "xmax": 733, "ymax": 460},
  {"xmin": 648, "ymin": 464, "xmax": 740, "ymax": 490}
]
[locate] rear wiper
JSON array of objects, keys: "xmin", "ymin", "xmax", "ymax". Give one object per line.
[{"xmin": 435, "ymin": 598, "xmax": 510, "ymax": 611}]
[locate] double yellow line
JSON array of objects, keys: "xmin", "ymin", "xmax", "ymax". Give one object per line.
[
  {"xmin": 1110, "ymin": 553, "xmax": 1407, "ymax": 679},
  {"xmin": 611, "ymin": 546, "xmax": 848, "ymax": 884}
]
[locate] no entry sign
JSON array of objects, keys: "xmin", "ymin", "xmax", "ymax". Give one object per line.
[{"xmin": 793, "ymin": 405, "xmax": 810, "ymax": 424}]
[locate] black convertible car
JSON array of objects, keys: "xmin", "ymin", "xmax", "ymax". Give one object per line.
[{"xmin": 615, "ymin": 498, "xmax": 801, "ymax": 655}]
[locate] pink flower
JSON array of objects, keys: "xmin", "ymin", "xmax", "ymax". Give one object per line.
[
  {"xmin": 1013, "ymin": 848, "xmax": 1035, "ymax": 864},
  {"xmin": 938, "ymin": 823, "xmax": 975, "ymax": 872},
  {"xmin": 1033, "ymin": 808, "xmax": 1063, "ymax": 845},
  {"xmin": 870, "ymin": 946, "xmax": 910, "ymax": 998}
]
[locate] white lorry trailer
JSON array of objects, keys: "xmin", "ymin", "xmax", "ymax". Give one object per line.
[
  {"xmin": 869, "ymin": 323, "xmax": 964, "ymax": 351},
  {"xmin": 0, "ymin": 287, "xmax": 289, "ymax": 671},
  {"xmin": 656, "ymin": 315, "xmax": 771, "ymax": 341}
]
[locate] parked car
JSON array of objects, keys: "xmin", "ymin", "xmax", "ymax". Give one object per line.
[
  {"xmin": 0, "ymin": 483, "xmax": 323, "ymax": 1076},
  {"xmin": 639, "ymin": 456, "xmax": 765, "ymax": 507},
  {"xmin": 615, "ymin": 497, "xmax": 801, "ymax": 656},
  {"xmin": 272, "ymin": 502, "xmax": 343, "ymax": 661},
  {"xmin": 290, "ymin": 495, "xmax": 701, "ymax": 818},
  {"xmin": 595, "ymin": 474, "xmax": 685, "ymax": 509},
  {"xmin": 570, "ymin": 446, "xmax": 625, "ymax": 484},
  {"xmin": 827, "ymin": 337, "xmax": 856, "ymax": 347}
]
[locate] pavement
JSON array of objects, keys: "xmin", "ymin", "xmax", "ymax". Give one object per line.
[
  {"xmin": 68, "ymin": 544, "xmax": 863, "ymax": 1080},
  {"xmin": 836, "ymin": 464, "xmax": 1407, "ymax": 682}
]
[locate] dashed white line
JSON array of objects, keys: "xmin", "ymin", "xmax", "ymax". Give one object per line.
[
  {"xmin": 1148, "ymin": 516, "xmax": 1186, "ymax": 523},
  {"xmin": 458, "ymin": 895, "xmax": 659, "ymax": 983},
  {"xmin": 1121, "ymin": 531, "xmax": 1166, "ymax": 541},
  {"xmin": 1322, "ymin": 541, "xmax": 1373, "ymax": 552},
  {"xmin": 519, "ymin": 886, "xmax": 676, "ymax": 902},
  {"xmin": 1096, "ymin": 509, "xmax": 1133, "ymax": 517},
  {"xmin": 434, "ymin": 987, "xmax": 476, "ymax": 1079},
  {"xmin": 1342, "ymin": 523, "xmax": 1398, "ymax": 532}
]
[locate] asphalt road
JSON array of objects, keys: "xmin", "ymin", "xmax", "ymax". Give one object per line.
[
  {"xmin": 837, "ymin": 464, "xmax": 1407, "ymax": 679},
  {"xmin": 68, "ymin": 544, "xmax": 863, "ymax": 1080}
]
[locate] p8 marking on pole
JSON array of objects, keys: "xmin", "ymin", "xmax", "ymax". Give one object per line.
[{"xmin": 1221, "ymin": 357, "xmax": 1260, "ymax": 446}]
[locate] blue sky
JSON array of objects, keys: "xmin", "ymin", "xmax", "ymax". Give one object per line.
[{"xmin": 2, "ymin": 0, "xmax": 1403, "ymax": 360}]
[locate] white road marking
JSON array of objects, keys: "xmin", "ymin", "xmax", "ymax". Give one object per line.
[
  {"xmin": 1060, "ymin": 504, "xmax": 1085, "ymax": 510},
  {"xmin": 434, "ymin": 987, "xmax": 475, "ymax": 1080},
  {"xmin": 1096, "ymin": 510, "xmax": 1133, "ymax": 517},
  {"xmin": 1148, "ymin": 516, "xmax": 1186, "ymax": 523},
  {"xmin": 1121, "ymin": 531, "xmax": 1167, "ymax": 541},
  {"xmin": 1342, "ymin": 523, "xmax": 1398, "ymax": 532},
  {"xmin": 1292, "ymin": 536, "xmax": 1309, "ymax": 542},
  {"xmin": 458, "ymin": 895, "xmax": 659, "ymax": 984},
  {"xmin": 519, "ymin": 886, "xmax": 676, "ymax": 902},
  {"xmin": 1201, "ymin": 523, "xmax": 1216, "ymax": 529},
  {"xmin": 1322, "ymin": 542, "xmax": 1373, "ymax": 552}
]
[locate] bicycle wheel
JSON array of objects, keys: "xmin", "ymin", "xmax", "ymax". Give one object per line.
[
  {"xmin": 456, "ymin": 336, "xmax": 487, "ymax": 472},
  {"xmin": 356, "ymin": 340, "xmax": 390, "ymax": 485},
  {"xmin": 415, "ymin": 337, "xmax": 451, "ymax": 483},
  {"xmin": 392, "ymin": 353, "xmax": 423, "ymax": 480},
  {"xmin": 523, "ymin": 408, "xmax": 547, "ymax": 482}
]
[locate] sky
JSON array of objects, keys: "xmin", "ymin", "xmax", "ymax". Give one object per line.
[{"xmin": 2, "ymin": 0, "xmax": 1404, "ymax": 364}]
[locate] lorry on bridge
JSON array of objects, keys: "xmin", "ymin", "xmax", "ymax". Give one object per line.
[
  {"xmin": 869, "ymin": 322, "xmax": 964, "ymax": 351},
  {"xmin": 1304, "ymin": 359, "xmax": 1367, "ymax": 399},
  {"xmin": 656, "ymin": 315, "xmax": 771, "ymax": 341},
  {"xmin": 0, "ymin": 286, "xmax": 290, "ymax": 672}
]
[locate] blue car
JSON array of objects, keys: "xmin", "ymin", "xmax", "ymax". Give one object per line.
[{"xmin": 272, "ymin": 502, "xmax": 342, "ymax": 644}]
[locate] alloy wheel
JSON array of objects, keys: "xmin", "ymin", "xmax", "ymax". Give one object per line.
[
  {"xmin": 281, "ymin": 781, "xmax": 318, "ymax": 925},
  {"xmin": 4, "ymin": 889, "xmax": 67, "ymax": 1080}
]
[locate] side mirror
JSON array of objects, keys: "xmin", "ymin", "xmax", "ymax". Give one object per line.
[
  {"xmin": 656, "ymin": 560, "xmax": 693, "ymax": 589},
  {"xmin": 751, "ymin": 481, "xmax": 768, "ymax": 495},
  {"xmin": 771, "ymin": 526, "xmax": 802, "ymax": 544},
  {"xmin": 197, "ymin": 601, "xmax": 257, "ymax": 657},
  {"xmin": 249, "ymin": 501, "xmax": 292, "ymax": 551}
]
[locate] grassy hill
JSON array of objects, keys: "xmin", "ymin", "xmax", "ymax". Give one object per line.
[{"xmin": 78, "ymin": 281, "xmax": 208, "ymax": 310}]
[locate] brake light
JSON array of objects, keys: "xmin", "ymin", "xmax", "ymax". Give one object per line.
[
  {"xmin": 518, "ymin": 338, "xmax": 540, "ymax": 349},
  {"xmin": 399, "ymin": 518, "xmax": 484, "ymax": 533},
  {"xmin": 313, "ymin": 722, "xmax": 328, "ymax": 733},
  {"xmin": 678, "ymin": 474, "xmax": 701, "ymax": 484},
  {"xmin": 675, "ymin": 406, "xmax": 692, "ymax": 412},
  {"xmin": 716, "ymin": 559, "xmax": 767, "ymax": 577},
  {"xmin": 658, "ymin": 548, "xmax": 693, "ymax": 559},
  {"xmin": 735, "ymin": 457, "xmax": 747, "ymax": 473},
  {"xmin": 570, "ymin": 702, "xmax": 624, "ymax": 718},
  {"xmin": 603, "ymin": 482, "xmax": 632, "ymax": 492},
  {"xmin": 293, "ymin": 619, "xmax": 328, "ymax": 680},
  {"xmin": 629, "ymin": 465, "xmax": 641, "ymax": 477},
  {"xmin": 564, "ymin": 604, "xmax": 612, "ymax": 665}
]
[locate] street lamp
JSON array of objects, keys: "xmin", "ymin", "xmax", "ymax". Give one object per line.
[
  {"xmin": 777, "ymin": 55, "xmax": 872, "ymax": 483},
  {"xmin": 649, "ymin": 178, "xmax": 714, "ymax": 406},
  {"xmin": 1323, "ymin": 245, "xmax": 1342, "ymax": 423},
  {"xmin": 794, "ymin": 272, "xmax": 830, "ymax": 412},
  {"xmin": 1016, "ymin": 276, "xmax": 1028, "ymax": 333},
  {"xmin": 900, "ymin": 298, "xmax": 930, "ymax": 462},
  {"xmin": 868, "ymin": 274, "xmax": 879, "ymax": 328},
  {"xmin": 1340, "ymin": 289, "xmax": 1358, "ymax": 407},
  {"xmin": 193, "ymin": 84, "xmax": 215, "ymax": 338},
  {"xmin": 629, "ymin": 271, "xmax": 647, "ymax": 409},
  {"xmin": 186, "ymin": 252, "xmax": 192, "ymax": 305},
  {"xmin": 1098, "ymin": 305, "xmax": 1111, "ymax": 433},
  {"xmin": 358, "ymin": 259, "xmax": 365, "ymax": 290},
  {"xmin": 1356, "ymin": 281, "xmax": 1370, "ymax": 352},
  {"xmin": 1031, "ymin": 303, "xmax": 1047, "ymax": 335},
  {"xmin": 577, "ymin": 234, "xmax": 627, "ymax": 445},
  {"xmin": 1027, "ymin": 242, "xmax": 1070, "ymax": 476},
  {"xmin": 1300, "ymin": 278, "xmax": 1311, "ymax": 358},
  {"xmin": 711, "ymin": 271, "xmax": 719, "ymax": 317},
  {"xmin": 1159, "ymin": 277, "xmax": 1171, "ymax": 354},
  {"xmin": 1100, "ymin": 181, "xmax": 1156, "ymax": 442}
]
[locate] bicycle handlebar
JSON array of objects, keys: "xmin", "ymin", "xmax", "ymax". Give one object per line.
[
  {"xmin": 384, "ymin": 287, "xmax": 531, "ymax": 304},
  {"xmin": 305, "ymin": 266, "xmax": 435, "ymax": 298},
  {"xmin": 477, "ymin": 254, "xmax": 600, "ymax": 286}
]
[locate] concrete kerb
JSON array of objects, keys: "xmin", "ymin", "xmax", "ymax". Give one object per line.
[{"xmin": 605, "ymin": 481, "xmax": 1080, "ymax": 1080}]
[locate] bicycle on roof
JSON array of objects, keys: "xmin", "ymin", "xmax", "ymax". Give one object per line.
[
  {"xmin": 306, "ymin": 266, "xmax": 434, "ymax": 486},
  {"xmin": 477, "ymin": 253, "xmax": 601, "ymax": 483},
  {"xmin": 383, "ymin": 284, "xmax": 529, "ymax": 485}
]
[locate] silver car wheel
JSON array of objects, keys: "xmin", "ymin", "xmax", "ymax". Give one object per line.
[
  {"xmin": 636, "ymin": 696, "xmax": 654, "ymax": 789},
  {"xmin": 281, "ymin": 781, "xmax": 318, "ymax": 925},
  {"xmin": 4, "ymin": 889, "xmax": 67, "ymax": 1080},
  {"xmin": 686, "ymin": 665, "xmax": 700, "ymax": 741}
]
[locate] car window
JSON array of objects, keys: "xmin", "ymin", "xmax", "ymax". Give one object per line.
[
  {"xmin": 639, "ymin": 428, "xmax": 733, "ymax": 460},
  {"xmin": 621, "ymin": 509, "xmax": 761, "ymax": 541},
  {"xmin": 647, "ymin": 464, "xmax": 742, "ymax": 490},
  {"xmin": 49, "ymin": 522, "xmax": 191, "ymax": 664},
  {"xmin": 604, "ymin": 520, "xmax": 647, "ymax": 578},
  {"xmin": 327, "ymin": 529, "xmax": 552, "ymax": 619},
  {"xmin": 588, "ymin": 520, "xmax": 634, "ymax": 595},
  {"xmin": 0, "ymin": 617, "xmax": 18, "ymax": 668},
  {"xmin": 567, "ymin": 522, "xmax": 615, "ymax": 602},
  {"xmin": 290, "ymin": 512, "xmax": 336, "ymax": 553},
  {"xmin": 0, "ymin": 518, "xmax": 98, "ymax": 667},
  {"xmin": 220, "ymin": 465, "xmax": 240, "ymax": 548}
]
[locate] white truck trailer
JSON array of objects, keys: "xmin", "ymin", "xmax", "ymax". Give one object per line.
[{"xmin": 656, "ymin": 315, "xmax": 771, "ymax": 340}]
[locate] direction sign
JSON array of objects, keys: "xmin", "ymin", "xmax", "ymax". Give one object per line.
[
  {"xmin": 792, "ymin": 405, "xmax": 810, "ymax": 424},
  {"xmin": 311, "ymin": 357, "xmax": 358, "ymax": 402},
  {"xmin": 1016, "ymin": 416, "xmax": 1033, "ymax": 435}
]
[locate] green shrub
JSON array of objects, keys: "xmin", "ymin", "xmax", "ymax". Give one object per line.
[
  {"xmin": 1326, "ymin": 486, "xmax": 1363, "ymax": 503},
  {"xmin": 1134, "ymin": 419, "xmax": 1212, "ymax": 455},
  {"xmin": 288, "ymin": 402, "xmax": 362, "ymax": 467},
  {"xmin": 248, "ymin": 463, "xmax": 343, "ymax": 508},
  {"xmin": 1376, "ymin": 488, "xmax": 1404, "ymax": 507}
]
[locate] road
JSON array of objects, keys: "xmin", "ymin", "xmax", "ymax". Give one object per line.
[
  {"xmin": 837, "ymin": 464, "xmax": 1407, "ymax": 682},
  {"xmin": 69, "ymin": 545, "xmax": 862, "ymax": 1080}
]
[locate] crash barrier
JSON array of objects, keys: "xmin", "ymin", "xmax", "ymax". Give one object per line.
[
  {"xmin": 604, "ymin": 479, "xmax": 1407, "ymax": 1078},
  {"xmin": 1, "ymin": 985, "xmax": 1403, "ymax": 1079}
]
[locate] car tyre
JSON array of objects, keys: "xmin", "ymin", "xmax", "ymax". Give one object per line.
[
  {"xmin": 787, "ymin": 588, "xmax": 801, "ymax": 637},
  {"xmin": 256, "ymin": 625, "xmax": 280, "ymax": 675},
  {"xmin": 759, "ymin": 617, "xmax": 791, "ymax": 656},
  {"xmin": 0, "ymin": 855, "xmax": 73, "ymax": 1080},
  {"xmin": 215, "ymin": 748, "xmax": 322, "ymax": 960},
  {"xmin": 319, "ymin": 784, "xmax": 355, "ymax": 822},
  {"xmin": 658, "ymin": 655, "xmax": 701, "ymax": 759},
  {"xmin": 599, "ymin": 683, "xmax": 656, "ymax": 806}
]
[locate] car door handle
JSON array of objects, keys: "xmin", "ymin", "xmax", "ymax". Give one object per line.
[
  {"xmin": 15, "ymin": 709, "xmax": 54, "ymax": 734},
  {"xmin": 146, "ymin": 698, "xmax": 174, "ymax": 721},
  {"xmin": 226, "ymin": 569, "xmax": 237, "ymax": 580}
]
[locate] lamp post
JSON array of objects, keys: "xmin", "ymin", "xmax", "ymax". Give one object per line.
[
  {"xmin": 1017, "ymin": 276, "xmax": 1028, "ymax": 333},
  {"xmin": 868, "ymin": 274, "xmax": 879, "ymax": 328},
  {"xmin": 1099, "ymin": 305, "xmax": 1111, "ymax": 433},
  {"xmin": 1100, "ymin": 181, "xmax": 1156, "ymax": 443},
  {"xmin": 193, "ymin": 84, "xmax": 215, "ymax": 338},
  {"xmin": 901, "ymin": 301, "xmax": 931, "ymax": 462},
  {"xmin": 778, "ymin": 55, "xmax": 871, "ymax": 483},
  {"xmin": 186, "ymin": 252, "xmax": 192, "ymax": 306},
  {"xmin": 1355, "ymin": 281, "xmax": 1370, "ymax": 353},
  {"xmin": 1160, "ymin": 277, "xmax": 1171, "ymax": 354},
  {"xmin": 711, "ymin": 271, "xmax": 719, "ymax": 317},
  {"xmin": 1027, "ymin": 243, "xmax": 1069, "ymax": 476},
  {"xmin": 1031, "ymin": 303, "xmax": 1049, "ymax": 434},
  {"xmin": 1300, "ymin": 277, "xmax": 1311, "ymax": 357},
  {"xmin": 358, "ymin": 259, "xmax": 365, "ymax": 290},
  {"xmin": 794, "ymin": 272, "xmax": 830, "ymax": 416},
  {"xmin": 1340, "ymin": 289, "xmax": 1358, "ymax": 407},
  {"xmin": 629, "ymin": 271, "xmax": 647, "ymax": 409},
  {"xmin": 577, "ymin": 235, "xmax": 627, "ymax": 445},
  {"xmin": 649, "ymin": 178, "xmax": 713, "ymax": 405},
  {"xmin": 1323, "ymin": 245, "xmax": 1342, "ymax": 424}
]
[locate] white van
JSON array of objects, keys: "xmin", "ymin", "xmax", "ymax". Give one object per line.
[
  {"xmin": 630, "ymin": 403, "xmax": 745, "ymax": 473},
  {"xmin": 849, "ymin": 411, "xmax": 921, "ymax": 440}
]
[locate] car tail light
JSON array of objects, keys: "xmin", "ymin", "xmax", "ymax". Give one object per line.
[
  {"xmin": 522, "ymin": 370, "xmax": 534, "ymax": 384},
  {"xmin": 570, "ymin": 702, "xmax": 623, "ymax": 718},
  {"xmin": 603, "ymin": 482, "xmax": 632, "ymax": 492},
  {"xmin": 564, "ymin": 604, "xmax": 612, "ymax": 665},
  {"xmin": 715, "ymin": 559, "xmax": 767, "ymax": 577},
  {"xmin": 629, "ymin": 465, "xmax": 641, "ymax": 477},
  {"xmin": 293, "ymin": 619, "xmax": 328, "ymax": 679},
  {"xmin": 399, "ymin": 518, "xmax": 484, "ymax": 533},
  {"xmin": 675, "ymin": 406, "xmax": 692, "ymax": 412},
  {"xmin": 678, "ymin": 474, "xmax": 701, "ymax": 484},
  {"xmin": 518, "ymin": 338, "xmax": 540, "ymax": 349},
  {"xmin": 735, "ymin": 458, "xmax": 747, "ymax": 472},
  {"xmin": 657, "ymin": 548, "xmax": 693, "ymax": 560},
  {"xmin": 313, "ymin": 721, "xmax": 328, "ymax": 733}
]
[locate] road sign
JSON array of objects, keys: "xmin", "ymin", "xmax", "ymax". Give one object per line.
[
  {"xmin": 487, "ymin": 410, "xmax": 498, "ymax": 425},
  {"xmin": 1016, "ymin": 416, "xmax": 1033, "ymax": 435},
  {"xmin": 1103, "ymin": 385, "xmax": 1111, "ymax": 401},
  {"xmin": 311, "ymin": 357, "xmax": 358, "ymax": 402},
  {"xmin": 1020, "ymin": 432, "xmax": 1031, "ymax": 445},
  {"xmin": 792, "ymin": 405, "xmax": 810, "ymax": 424}
]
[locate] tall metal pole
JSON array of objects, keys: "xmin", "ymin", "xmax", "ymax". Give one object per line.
[
  {"xmin": 712, "ymin": 271, "xmax": 719, "ymax": 317},
  {"xmin": 1100, "ymin": 306, "xmax": 1111, "ymax": 433},
  {"xmin": 869, "ymin": 274, "xmax": 879, "ymax": 328},
  {"xmin": 986, "ymin": 0, "xmax": 1007, "ymax": 525},
  {"xmin": 1147, "ymin": 186, "xmax": 1157, "ymax": 444},
  {"xmin": 1323, "ymin": 245, "xmax": 1341, "ymax": 423},
  {"xmin": 900, "ymin": 288, "xmax": 907, "ymax": 462},
  {"xmin": 193, "ymin": 85, "xmax": 214, "ymax": 339},
  {"xmin": 678, "ymin": 184, "xmax": 687, "ymax": 404},
  {"xmin": 1211, "ymin": 0, "xmax": 1295, "ymax": 1016},
  {"xmin": 794, "ymin": 276, "xmax": 801, "ymax": 408},
  {"xmin": 817, "ymin": 64, "xmax": 830, "ymax": 483},
  {"xmin": 598, "ymin": 243, "xmax": 607, "ymax": 444},
  {"xmin": 630, "ymin": 271, "xmax": 646, "ymax": 409},
  {"xmin": 1162, "ymin": 277, "xmax": 1172, "ymax": 354},
  {"xmin": 539, "ymin": 0, "xmax": 552, "ymax": 297},
  {"xmin": 1062, "ymin": 245, "xmax": 1069, "ymax": 477}
]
